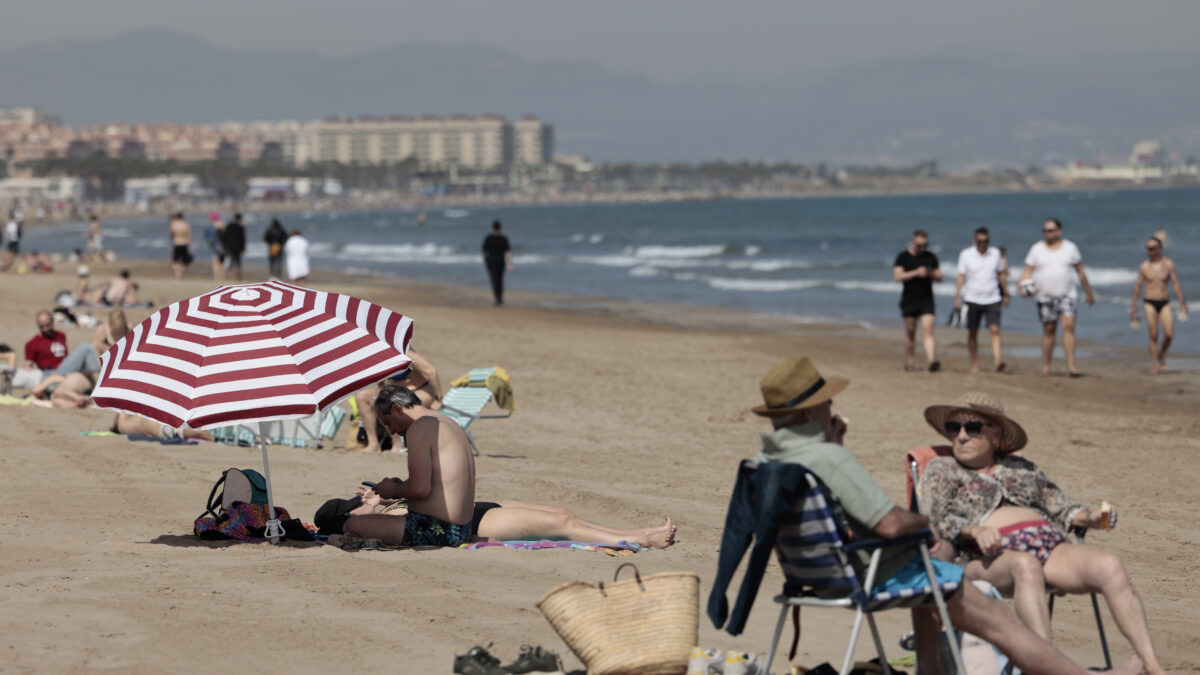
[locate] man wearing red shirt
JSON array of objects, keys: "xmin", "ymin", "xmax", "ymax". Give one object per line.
[{"xmin": 25, "ymin": 310, "xmax": 68, "ymax": 373}]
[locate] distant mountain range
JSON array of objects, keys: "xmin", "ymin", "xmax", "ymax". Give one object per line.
[{"xmin": 2, "ymin": 29, "xmax": 1199, "ymax": 167}]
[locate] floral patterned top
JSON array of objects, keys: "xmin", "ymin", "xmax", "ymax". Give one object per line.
[{"xmin": 918, "ymin": 454, "xmax": 1086, "ymax": 562}]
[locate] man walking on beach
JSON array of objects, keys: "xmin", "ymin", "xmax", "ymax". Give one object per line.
[
  {"xmin": 721, "ymin": 355, "xmax": 1142, "ymax": 675},
  {"xmin": 1017, "ymin": 218, "xmax": 1094, "ymax": 377},
  {"xmin": 220, "ymin": 213, "xmax": 247, "ymax": 281},
  {"xmin": 893, "ymin": 230, "xmax": 942, "ymax": 372},
  {"xmin": 1130, "ymin": 235, "xmax": 1188, "ymax": 374},
  {"xmin": 954, "ymin": 227, "xmax": 1009, "ymax": 373},
  {"xmin": 481, "ymin": 220, "xmax": 513, "ymax": 305},
  {"xmin": 168, "ymin": 213, "xmax": 193, "ymax": 279}
]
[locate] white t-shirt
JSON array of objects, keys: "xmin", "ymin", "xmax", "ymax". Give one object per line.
[
  {"xmin": 284, "ymin": 235, "xmax": 310, "ymax": 280},
  {"xmin": 5, "ymin": 220, "xmax": 18, "ymax": 243},
  {"xmin": 1024, "ymin": 239, "xmax": 1081, "ymax": 301},
  {"xmin": 957, "ymin": 246, "xmax": 1004, "ymax": 305}
]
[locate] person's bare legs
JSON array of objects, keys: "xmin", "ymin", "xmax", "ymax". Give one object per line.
[
  {"xmin": 1144, "ymin": 303, "xmax": 1162, "ymax": 373},
  {"xmin": 476, "ymin": 502, "xmax": 675, "ymax": 549},
  {"xmin": 903, "ymin": 316, "xmax": 917, "ymax": 369},
  {"xmin": 1041, "ymin": 319, "xmax": 1058, "ymax": 375},
  {"xmin": 1042, "ymin": 543, "xmax": 1165, "ymax": 675},
  {"xmin": 947, "ymin": 581, "xmax": 1142, "ymax": 675},
  {"xmin": 1061, "ymin": 314, "xmax": 1080, "ymax": 375},
  {"xmin": 989, "ymin": 322, "xmax": 1004, "ymax": 371},
  {"xmin": 354, "ymin": 385, "xmax": 383, "ymax": 453},
  {"xmin": 964, "ymin": 551, "xmax": 1051, "ymax": 639},
  {"xmin": 1156, "ymin": 304, "xmax": 1174, "ymax": 373},
  {"xmin": 967, "ymin": 328, "xmax": 980, "ymax": 373},
  {"xmin": 344, "ymin": 513, "xmax": 409, "ymax": 540},
  {"xmin": 920, "ymin": 313, "xmax": 937, "ymax": 368}
]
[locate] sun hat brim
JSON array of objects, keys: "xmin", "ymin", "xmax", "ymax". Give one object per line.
[
  {"xmin": 923, "ymin": 403, "xmax": 1027, "ymax": 453},
  {"xmin": 752, "ymin": 377, "xmax": 848, "ymax": 417}
]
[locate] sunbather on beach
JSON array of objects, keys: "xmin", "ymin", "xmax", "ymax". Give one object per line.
[
  {"xmin": 352, "ymin": 349, "xmax": 442, "ymax": 453},
  {"xmin": 351, "ymin": 485, "xmax": 675, "ymax": 549},
  {"xmin": 343, "ymin": 384, "xmax": 676, "ymax": 549},
  {"xmin": 736, "ymin": 356, "xmax": 1142, "ymax": 675},
  {"xmin": 27, "ymin": 371, "xmax": 96, "ymax": 408},
  {"xmin": 109, "ymin": 412, "xmax": 213, "ymax": 441},
  {"xmin": 918, "ymin": 392, "xmax": 1165, "ymax": 675},
  {"xmin": 82, "ymin": 270, "xmax": 142, "ymax": 307}
]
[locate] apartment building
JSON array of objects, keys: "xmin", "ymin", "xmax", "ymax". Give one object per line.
[{"xmin": 299, "ymin": 114, "xmax": 552, "ymax": 168}]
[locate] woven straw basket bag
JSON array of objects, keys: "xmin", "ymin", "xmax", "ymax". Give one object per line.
[{"xmin": 536, "ymin": 563, "xmax": 699, "ymax": 675}]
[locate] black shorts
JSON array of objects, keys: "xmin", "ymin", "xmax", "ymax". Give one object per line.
[
  {"xmin": 172, "ymin": 245, "xmax": 193, "ymax": 265},
  {"xmin": 966, "ymin": 301, "xmax": 1002, "ymax": 330},
  {"xmin": 900, "ymin": 297, "xmax": 936, "ymax": 318},
  {"xmin": 5, "ymin": 241, "xmax": 17, "ymax": 254}
]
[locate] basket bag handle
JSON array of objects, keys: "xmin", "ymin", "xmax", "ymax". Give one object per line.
[{"xmin": 598, "ymin": 562, "xmax": 645, "ymax": 596}]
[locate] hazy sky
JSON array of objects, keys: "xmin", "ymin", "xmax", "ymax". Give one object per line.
[{"xmin": 4, "ymin": 0, "xmax": 1200, "ymax": 81}]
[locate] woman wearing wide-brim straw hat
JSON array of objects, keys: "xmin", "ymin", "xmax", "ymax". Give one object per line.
[{"xmin": 918, "ymin": 392, "xmax": 1165, "ymax": 674}]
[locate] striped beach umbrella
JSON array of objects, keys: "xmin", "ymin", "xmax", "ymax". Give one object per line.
[{"xmin": 91, "ymin": 280, "xmax": 413, "ymax": 542}]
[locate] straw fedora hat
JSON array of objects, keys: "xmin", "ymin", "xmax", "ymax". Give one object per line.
[
  {"xmin": 923, "ymin": 392, "xmax": 1027, "ymax": 454},
  {"xmin": 751, "ymin": 356, "xmax": 848, "ymax": 417}
]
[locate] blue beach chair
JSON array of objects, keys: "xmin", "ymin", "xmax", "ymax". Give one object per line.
[
  {"xmin": 711, "ymin": 461, "xmax": 965, "ymax": 675},
  {"xmin": 440, "ymin": 367, "xmax": 513, "ymax": 456}
]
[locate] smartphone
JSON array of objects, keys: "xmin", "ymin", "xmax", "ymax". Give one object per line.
[{"xmin": 361, "ymin": 481, "xmax": 377, "ymax": 487}]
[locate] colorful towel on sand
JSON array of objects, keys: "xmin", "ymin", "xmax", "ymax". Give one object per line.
[
  {"xmin": 81, "ymin": 430, "xmax": 199, "ymax": 444},
  {"xmin": 461, "ymin": 540, "xmax": 641, "ymax": 555},
  {"xmin": 321, "ymin": 535, "xmax": 640, "ymax": 555}
]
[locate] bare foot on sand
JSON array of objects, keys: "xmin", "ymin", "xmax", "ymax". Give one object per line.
[
  {"xmin": 638, "ymin": 517, "xmax": 676, "ymax": 549},
  {"xmin": 1105, "ymin": 656, "xmax": 1144, "ymax": 675}
]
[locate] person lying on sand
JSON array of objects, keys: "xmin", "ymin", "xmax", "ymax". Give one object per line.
[
  {"xmin": 348, "ymin": 485, "xmax": 675, "ymax": 549},
  {"xmin": 27, "ymin": 371, "xmax": 96, "ymax": 409},
  {"xmin": 342, "ymin": 384, "xmax": 676, "ymax": 549},
  {"xmin": 109, "ymin": 412, "xmax": 213, "ymax": 442}
]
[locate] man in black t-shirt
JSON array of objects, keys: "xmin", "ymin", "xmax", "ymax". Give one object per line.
[
  {"xmin": 892, "ymin": 229, "xmax": 942, "ymax": 372},
  {"xmin": 481, "ymin": 220, "xmax": 513, "ymax": 305}
]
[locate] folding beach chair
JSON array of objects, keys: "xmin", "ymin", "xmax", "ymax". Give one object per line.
[
  {"xmin": 906, "ymin": 446, "xmax": 1113, "ymax": 670},
  {"xmin": 211, "ymin": 405, "xmax": 347, "ymax": 450},
  {"xmin": 440, "ymin": 367, "xmax": 513, "ymax": 456},
  {"xmin": 712, "ymin": 460, "xmax": 966, "ymax": 675}
]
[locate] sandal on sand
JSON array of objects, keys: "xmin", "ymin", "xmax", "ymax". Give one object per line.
[
  {"xmin": 904, "ymin": 363, "xmax": 917, "ymax": 372},
  {"xmin": 928, "ymin": 361, "xmax": 941, "ymax": 373},
  {"xmin": 996, "ymin": 362, "xmax": 1007, "ymax": 372}
]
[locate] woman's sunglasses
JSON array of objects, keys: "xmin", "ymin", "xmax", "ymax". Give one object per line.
[{"xmin": 944, "ymin": 420, "xmax": 990, "ymax": 436}]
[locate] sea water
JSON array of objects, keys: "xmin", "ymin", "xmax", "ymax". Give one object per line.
[{"xmin": 25, "ymin": 188, "xmax": 1200, "ymax": 355}]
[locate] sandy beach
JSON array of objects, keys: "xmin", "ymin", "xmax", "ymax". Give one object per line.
[{"xmin": 1, "ymin": 259, "xmax": 1198, "ymax": 674}]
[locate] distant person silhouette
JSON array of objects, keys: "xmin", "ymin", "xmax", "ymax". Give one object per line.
[
  {"xmin": 481, "ymin": 220, "xmax": 513, "ymax": 305},
  {"xmin": 221, "ymin": 213, "xmax": 247, "ymax": 281},
  {"xmin": 264, "ymin": 218, "xmax": 288, "ymax": 279}
]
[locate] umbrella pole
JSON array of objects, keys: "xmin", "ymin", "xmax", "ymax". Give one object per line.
[{"xmin": 259, "ymin": 422, "xmax": 285, "ymax": 544}]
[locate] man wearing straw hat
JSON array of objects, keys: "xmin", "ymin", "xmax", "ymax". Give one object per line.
[{"xmin": 746, "ymin": 356, "xmax": 1142, "ymax": 675}]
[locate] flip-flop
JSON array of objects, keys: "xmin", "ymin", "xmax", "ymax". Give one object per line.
[
  {"xmin": 1068, "ymin": 371, "xmax": 1083, "ymax": 378},
  {"xmin": 996, "ymin": 362, "xmax": 1007, "ymax": 372},
  {"xmin": 928, "ymin": 361, "xmax": 941, "ymax": 373}
]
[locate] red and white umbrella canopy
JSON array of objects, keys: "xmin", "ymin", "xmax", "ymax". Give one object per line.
[{"xmin": 92, "ymin": 281, "xmax": 413, "ymax": 430}]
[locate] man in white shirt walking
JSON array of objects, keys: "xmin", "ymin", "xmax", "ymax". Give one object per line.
[
  {"xmin": 1017, "ymin": 218, "xmax": 1095, "ymax": 376},
  {"xmin": 954, "ymin": 227, "xmax": 1009, "ymax": 373}
]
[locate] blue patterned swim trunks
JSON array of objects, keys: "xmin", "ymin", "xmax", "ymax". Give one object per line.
[{"xmin": 402, "ymin": 511, "xmax": 473, "ymax": 546}]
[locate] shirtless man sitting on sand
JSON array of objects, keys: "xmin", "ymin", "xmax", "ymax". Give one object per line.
[
  {"xmin": 343, "ymin": 384, "xmax": 676, "ymax": 549},
  {"xmin": 1130, "ymin": 236, "xmax": 1188, "ymax": 374},
  {"xmin": 352, "ymin": 349, "xmax": 442, "ymax": 453}
]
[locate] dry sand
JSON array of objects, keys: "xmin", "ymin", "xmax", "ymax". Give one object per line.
[{"xmin": 1, "ymin": 259, "xmax": 1198, "ymax": 674}]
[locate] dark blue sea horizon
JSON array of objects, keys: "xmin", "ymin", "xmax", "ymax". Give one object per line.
[{"xmin": 24, "ymin": 188, "xmax": 1200, "ymax": 357}]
